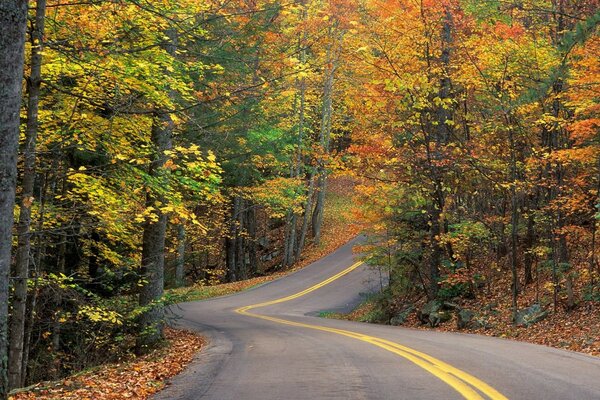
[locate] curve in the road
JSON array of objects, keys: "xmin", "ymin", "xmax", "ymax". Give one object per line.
[{"xmin": 236, "ymin": 261, "xmax": 507, "ymax": 400}]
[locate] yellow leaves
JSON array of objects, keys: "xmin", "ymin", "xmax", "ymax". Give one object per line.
[
  {"xmin": 206, "ymin": 151, "xmax": 216, "ymax": 163},
  {"xmin": 77, "ymin": 306, "xmax": 123, "ymax": 325},
  {"xmin": 247, "ymin": 177, "xmax": 307, "ymax": 218}
]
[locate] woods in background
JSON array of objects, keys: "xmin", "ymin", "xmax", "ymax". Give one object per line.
[{"xmin": 348, "ymin": 0, "xmax": 600, "ymax": 326}]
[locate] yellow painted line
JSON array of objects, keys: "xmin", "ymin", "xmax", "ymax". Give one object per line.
[{"xmin": 235, "ymin": 261, "xmax": 508, "ymax": 400}]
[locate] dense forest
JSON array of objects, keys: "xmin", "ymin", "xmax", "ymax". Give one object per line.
[{"xmin": 0, "ymin": 0, "xmax": 598, "ymax": 398}]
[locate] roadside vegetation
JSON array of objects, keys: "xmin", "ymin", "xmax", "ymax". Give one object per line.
[
  {"xmin": 338, "ymin": 1, "xmax": 600, "ymax": 358},
  {"xmin": 10, "ymin": 329, "xmax": 204, "ymax": 400},
  {"xmin": 10, "ymin": 177, "xmax": 360, "ymax": 399}
]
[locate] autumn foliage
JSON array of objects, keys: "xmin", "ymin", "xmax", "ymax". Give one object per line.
[
  {"xmin": 343, "ymin": 0, "xmax": 600, "ymax": 349},
  {"xmin": 0, "ymin": 0, "xmax": 599, "ymax": 397}
]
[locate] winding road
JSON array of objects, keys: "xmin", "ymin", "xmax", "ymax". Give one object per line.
[{"xmin": 155, "ymin": 238, "xmax": 600, "ymax": 400}]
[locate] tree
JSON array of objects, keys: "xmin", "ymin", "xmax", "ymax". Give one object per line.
[
  {"xmin": 9, "ymin": 0, "xmax": 47, "ymax": 388},
  {"xmin": 0, "ymin": 1, "xmax": 28, "ymax": 397}
]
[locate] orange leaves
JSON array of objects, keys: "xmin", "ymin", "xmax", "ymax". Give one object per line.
[
  {"xmin": 10, "ymin": 329, "xmax": 204, "ymax": 400},
  {"xmin": 568, "ymin": 119, "xmax": 600, "ymax": 146},
  {"xmin": 492, "ymin": 21, "xmax": 525, "ymax": 40}
]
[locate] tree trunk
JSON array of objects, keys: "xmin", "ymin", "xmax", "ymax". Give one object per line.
[
  {"xmin": 51, "ymin": 215, "xmax": 67, "ymax": 379},
  {"xmin": 22, "ymin": 170, "xmax": 48, "ymax": 387},
  {"xmin": 236, "ymin": 198, "xmax": 247, "ymax": 280},
  {"xmin": 226, "ymin": 196, "xmax": 241, "ymax": 281},
  {"xmin": 523, "ymin": 212, "xmax": 535, "ymax": 285},
  {"xmin": 0, "ymin": 2, "xmax": 28, "ymax": 396},
  {"xmin": 138, "ymin": 115, "xmax": 172, "ymax": 351},
  {"xmin": 246, "ymin": 203, "xmax": 258, "ymax": 276},
  {"xmin": 138, "ymin": 28, "xmax": 176, "ymax": 351},
  {"xmin": 296, "ymin": 172, "xmax": 315, "ymax": 260},
  {"xmin": 284, "ymin": 4, "xmax": 308, "ymax": 266},
  {"xmin": 175, "ymin": 224, "xmax": 186, "ymax": 287},
  {"xmin": 428, "ymin": 201, "xmax": 442, "ymax": 298},
  {"xmin": 284, "ymin": 212, "xmax": 297, "ymax": 268},
  {"xmin": 508, "ymin": 125, "xmax": 519, "ymax": 323},
  {"xmin": 311, "ymin": 24, "xmax": 337, "ymax": 245},
  {"xmin": 312, "ymin": 175, "xmax": 327, "ymax": 246},
  {"xmin": 425, "ymin": 8, "xmax": 454, "ymax": 300},
  {"xmin": 9, "ymin": 0, "xmax": 46, "ymax": 387}
]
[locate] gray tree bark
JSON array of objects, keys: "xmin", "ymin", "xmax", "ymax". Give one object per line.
[
  {"xmin": 174, "ymin": 224, "xmax": 186, "ymax": 287},
  {"xmin": 246, "ymin": 203, "xmax": 258, "ymax": 276},
  {"xmin": 138, "ymin": 29, "xmax": 176, "ymax": 351},
  {"xmin": 0, "ymin": 1, "xmax": 28, "ymax": 397},
  {"xmin": 424, "ymin": 8, "xmax": 454, "ymax": 299},
  {"xmin": 296, "ymin": 172, "xmax": 315, "ymax": 260},
  {"xmin": 9, "ymin": 0, "xmax": 46, "ymax": 389},
  {"xmin": 225, "ymin": 196, "xmax": 241, "ymax": 282},
  {"xmin": 236, "ymin": 198, "xmax": 247, "ymax": 280},
  {"xmin": 138, "ymin": 115, "xmax": 173, "ymax": 351},
  {"xmin": 282, "ymin": 4, "xmax": 308, "ymax": 268},
  {"xmin": 506, "ymin": 116, "xmax": 520, "ymax": 322}
]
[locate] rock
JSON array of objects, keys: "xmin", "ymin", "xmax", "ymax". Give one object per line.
[
  {"xmin": 515, "ymin": 304, "xmax": 548, "ymax": 327},
  {"xmin": 457, "ymin": 309, "xmax": 475, "ymax": 329},
  {"xmin": 390, "ymin": 305, "xmax": 415, "ymax": 326},
  {"xmin": 418, "ymin": 300, "xmax": 455, "ymax": 327},
  {"xmin": 455, "ymin": 309, "xmax": 490, "ymax": 330},
  {"xmin": 428, "ymin": 310, "xmax": 452, "ymax": 327},
  {"xmin": 417, "ymin": 300, "xmax": 442, "ymax": 324},
  {"xmin": 443, "ymin": 301, "xmax": 461, "ymax": 310}
]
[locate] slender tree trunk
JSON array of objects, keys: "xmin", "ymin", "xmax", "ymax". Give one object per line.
[
  {"xmin": 138, "ymin": 28, "xmax": 176, "ymax": 351},
  {"xmin": 9, "ymin": 0, "xmax": 46, "ymax": 388},
  {"xmin": 425, "ymin": 8, "xmax": 454, "ymax": 300},
  {"xmin": 556, "ymin": 166, "xmax": 572, "ymax": 307},
  {"xmin": 282, "ymin": 212, "xmax": 292, "ymax": 269},
  {"xmin": 236, "ymin": 198, "xmax": 247, "ymax": 280},
  {"xmin": 508, "ymin": 124, "xmax": 519, "ymax": 323},
  {"xmin": 22, "ymin": 171, "xmax": 47, "ymax": 387},
  {"xmin": 138, "ymin": 115, "xmax": 172, "ymax": 351},
  {"xmin": 312, "ymin": 175, "xmax": 327, "ymax": 245},
  {"xmin": 0, "ymin": 1, "xmax": 28, "ymax": 397},
  {"xmin": 312, "ymin": 24, "xmax": 338, "ymax": 244},
  {"xmin": 226, "ymin": 196, "xmax": 241, "ymax": 281},
  {"xmin": 297, "ymin": 172, "xmax": 315, "ymax": 259},
  {"xmin": 51, "ymin": 203, "xmax": 67, "ymax": 379},
  {"xmin": 284, "ymin": 213, "xmax": 297, "ymax": 268},
  {"xmin": 523, "ymin": 212, "xmax": 535, "ymax": 285},
  {"xmin": 428, "ymin": 200, "xmax": 442, "ymax": 298},
  {"xmin": 246, "ymin": 203, "xmax": 258, "ymax": 276},
  {"xmin": 283, "ymin": 3, "xmax": 308, "ymax": 266},
  {"xmin": 225, "ymin": 234, "xmax": 236, "ymax": 281},
  {"xmin": 175, "ymin": 224, "xmax": 186, "ymax": 287},
  {"xmin": 592, "ymin": 159, "xmax": 600, "ymax": 280}
]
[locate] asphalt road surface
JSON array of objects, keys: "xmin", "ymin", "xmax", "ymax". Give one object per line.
[{"xmin": 155, "ymin": 238, "xmax": 600, "ymax": 400}]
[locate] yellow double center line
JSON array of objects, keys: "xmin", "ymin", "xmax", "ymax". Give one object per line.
[{"xmin": 235, "ymin": 261, "xmax": 508, "ymax": 400}]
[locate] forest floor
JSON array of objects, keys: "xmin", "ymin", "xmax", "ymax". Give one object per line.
[
  {"xmin": 9, "ymin": 328, "xmax": 204, "ymax": 400},
  {"xmin": 329, "ymin": 273, "xmax": 600, "ymax": 357},
  {"xmin": 10, "ymin": 175, "xmax": 362, "ymax": 400}
]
